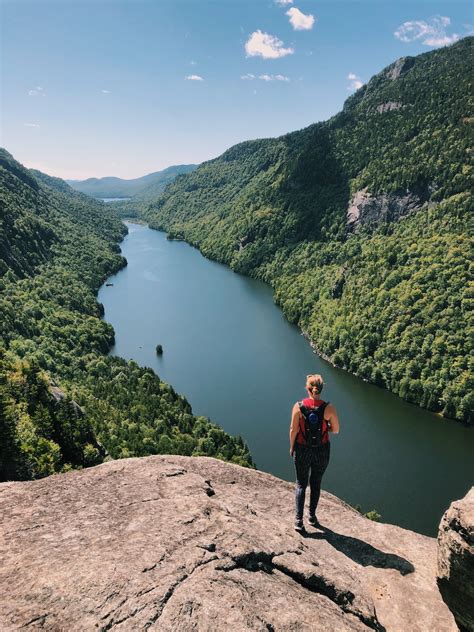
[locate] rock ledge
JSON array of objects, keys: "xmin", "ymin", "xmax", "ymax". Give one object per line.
[
  {"xmin": 0, "ymin": 456, "xmax": 456, "ymax": 631},
  {"xmin": 438, "ymin": 487, "xmax": 474, "ymax": 631}
]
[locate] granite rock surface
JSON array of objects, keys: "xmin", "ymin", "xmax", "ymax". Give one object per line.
[
  {"xmin": 0, "ymin": 456, "xmax": 457, "ymax": 631},
  {"xmin": 438, "ymin": 487, "xmax": 474, "ymax": 632},
  {"xmin": 346, "ymin": 188, "xmax": 423, "ymax": 233}
]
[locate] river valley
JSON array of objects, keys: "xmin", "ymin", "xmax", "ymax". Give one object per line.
[{"xmin": 98, "ymin": 222, "xmax": 473, "ymax": 536}]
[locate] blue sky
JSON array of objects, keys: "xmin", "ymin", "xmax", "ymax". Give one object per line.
[{"xmin": 2, "ymin": 0, "xmax": 472, "ymax": 179}]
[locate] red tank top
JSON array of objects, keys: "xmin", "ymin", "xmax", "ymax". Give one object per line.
[{"xmin": 296, "ymin": 398, "xmax": 330, "ymax": 445}]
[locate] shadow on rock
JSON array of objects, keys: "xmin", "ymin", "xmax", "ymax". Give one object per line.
[{"xmin": 304, "ymin": 526, "xmax": 415, "ymax": 576}]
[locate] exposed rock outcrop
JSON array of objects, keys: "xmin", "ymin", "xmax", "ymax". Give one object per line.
[
  {"xmin": 238, "ymin": 234, "xmax": 253, "ymax": 251},
  {"xmin": 437, "ymin": 488, "xmax": 474, "ymax": 631},
  {"xmin": 346, "ymin": 188, "xmax": 423, "ymax": 232},
  {"xmin": 385, "ymin": 57, "xmax": 415, "ymax": 81},
  {"xmin": 0, "ymin": 456, "xmax": 456, "ymax": 631},
  {"xmin": 375, "ymin": 102, "xmax": 403, "ymax": 114},
  {"xmin": 49, "ymin": 382, "xmax": 85, "ymax": 418}
]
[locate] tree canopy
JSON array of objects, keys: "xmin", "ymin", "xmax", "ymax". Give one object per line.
[{"xmin": 0, "ymin": 149, "xmax": 253, "ymax": 481}]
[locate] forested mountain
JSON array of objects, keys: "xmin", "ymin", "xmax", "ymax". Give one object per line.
[
  {"xmin": 0, "ymin": 149, "xmax": 252, "ymax": 481},
  {"xmin": 67, "ymin": 164, "xmax": 197, "ymax": 199},
  {"xmin": 145, "ymin": 38, "xmax": 473, "ymax": 423}
]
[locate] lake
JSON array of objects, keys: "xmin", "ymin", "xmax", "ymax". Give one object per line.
[
  {"xmin": 98, "ymin": 197, "xmax": 132, "ymax": 203},
  {"xmin": 98, "ymin": 222, "xmax": 473, "ymax": 536}
]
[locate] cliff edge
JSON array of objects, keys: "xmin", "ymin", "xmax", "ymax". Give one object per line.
[
  {"xmin": 0, "ymin": 456, "xmax": 457, "ymax": 631},
  {"xmin": 438, "ymin": 487, "xmax": 474, "ymax": 631}
]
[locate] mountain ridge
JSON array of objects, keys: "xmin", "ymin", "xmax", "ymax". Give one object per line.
[
  {"xmin": 144, "ymin": 37, "xmax": 473, "ymax": 422},
  {"xmin": 67, "ymin": 164, "xmax": 197, "ymax": 199},
  {"xmin": 0, "ymin": 149, "xmax": 252, "ymax": 482}
]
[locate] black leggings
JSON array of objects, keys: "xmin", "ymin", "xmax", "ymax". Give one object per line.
[{"xmin": 294, "ymin": 442, "xmax": 330, "ymax": 521}]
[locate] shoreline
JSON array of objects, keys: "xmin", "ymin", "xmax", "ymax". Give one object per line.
[{"xmin": 143, "ymin": 220, "xmax": 466, "ymax": 426}]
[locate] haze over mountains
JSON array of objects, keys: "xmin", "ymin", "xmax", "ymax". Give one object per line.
[{"xmin": 67, "ymin": 164, "xmax": 197, "ymax": 199}]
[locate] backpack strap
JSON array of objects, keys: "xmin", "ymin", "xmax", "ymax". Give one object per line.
[
  {"xmin": 298, "ymin": 401, "xmax": 307, "ymax": 415},
  {"xmin": 297, "ymin": 401, "xmax": 308, "ymax": 443},
  {"xmin": 298, "ymin": 400, "xmax": 328, "ymax": 418},
  {"xmin": 321, "ymin": 402, "xmax": 330, "ymax": 438}
]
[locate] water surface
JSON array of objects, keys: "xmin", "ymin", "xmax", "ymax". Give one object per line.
[{"xmin": 98, "ymin": 222, "xmax": 473, "ymax": 536}]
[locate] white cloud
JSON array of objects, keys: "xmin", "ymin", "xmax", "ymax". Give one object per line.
[
  {"xmin": 261, "ymin": 74, "xmax": 290, "ymax": 82},
  {"xmin": 286, "ymin": 7, "xmax": 315, "ymax": 31},
  {"xmin": 245, "ymin": 30, "xmax": 294, "ymax": 59},
  {"xmin": 241, "ymin": 73, "xmax": 290, "ymax": 82},
  {"xmin": 101, "ymin": 89, "xmax": 111, "ymax": 94},
  {"xmin": 185, "ymin": 74, "xmax": 204, "ymax": 81},
  {"xmin": 347, "ymin": 73, "xmax": 363, "ymax": 91},
  {"xmin": 24, "ymin": 123, "xmax": 40, "ymax": 128},
  {"xmin": 275, "ymin": 0, "xmax": 293, "ymax": 5},
  {"xmin": 28, "ymin": 86, "xmax": 45, "ymax": 97},
  {"xmin": 394, "ymin": 15, "xmax": 460, "ymax": 47},
  {"xmin": 424, "ymin": 34, "xmax": 459, "ymax": 46}
]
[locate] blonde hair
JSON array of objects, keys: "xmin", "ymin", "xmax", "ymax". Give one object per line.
[{"xmin": 306, "ymin": 374, "xmax": 324, "ymax": 390}]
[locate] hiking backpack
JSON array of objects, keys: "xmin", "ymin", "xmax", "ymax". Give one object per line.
[{"xmin": 298, "ymin": 401, "xmax": 329, "ymax": 447}]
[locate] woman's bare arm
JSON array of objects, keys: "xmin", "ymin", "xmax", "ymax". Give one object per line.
[
  {"xmin": 326, "ymin": 403, "xmax": 340, "ymax": 434},
  {"xmin": 289, "ymin": 403, "xmax": 300, "ymax": 455}
]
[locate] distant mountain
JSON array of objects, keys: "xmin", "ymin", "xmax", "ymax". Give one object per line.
[
  {"xmin": 145, "ymin": 37, "xmax": 473, "ymax": 422},
  {"xmin": 67, "ymin": 164, "xmax": 197, "ymax": 199}
]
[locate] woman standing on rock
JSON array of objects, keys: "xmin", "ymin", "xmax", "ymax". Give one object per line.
[{"xmin": 289, "ymin": 374, "xmax": 340, "ymax": 533}]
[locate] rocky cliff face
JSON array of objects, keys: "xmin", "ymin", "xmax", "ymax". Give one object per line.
[
  {"xmin": 346, "ymin": 188, "xmax": 424, "ymax": 233},
  {"xmin": 0, "ymin": 456, "xmax": 457, "ymax": 631},
  {"xmin": 384, "ymin": 56, "xmax": 415, "ymax": 81},
  {"xmin": 438, "ymin": 488, "xmax": 474, "ymax": 631}
]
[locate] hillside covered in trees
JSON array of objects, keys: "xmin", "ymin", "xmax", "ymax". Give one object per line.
[
  {"xmin": 145, "ymin": 38, "xmax": 473, "ymax": 423},
  {"xmin": 68, "ymin": 164, "xmax": 197, "ymax": 220},
  {"xmin": 0, "ymin": 149, "xmax": 252, "ymax": 481}
]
